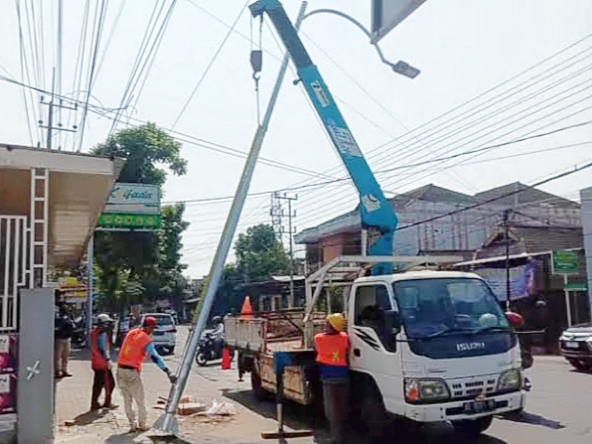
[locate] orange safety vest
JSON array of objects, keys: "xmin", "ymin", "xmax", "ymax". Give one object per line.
[
  {"xmin": 117, "ymin": 328, "xmax": 152, "ymax": 371},
  {"xmin": 90, "ymin": 328, "xmax": 110, "ymax": 371},
  {"xmin": 314, "ymin": 332, "xmax": 349, "ymax": 367}
]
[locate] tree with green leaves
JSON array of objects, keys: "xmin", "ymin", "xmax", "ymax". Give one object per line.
[
  {"xmin": 158, "ymin": 203, "xmax": 190, "ymax": 313},
  {"xmin": 234, "ymin": 224, "xmax": 289, "ymax": 282},
  {"xmin": 92, "ymin": 123, "xmax": 188, "ymax": 313},
  {"xmin": 196, "ymin": 224, "xmax": 290, "ymax": 318}
]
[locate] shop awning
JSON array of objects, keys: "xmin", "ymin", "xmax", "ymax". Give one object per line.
[{"xmin": 0, "ymin": 143, "xmax": 124, "ymax": 268}]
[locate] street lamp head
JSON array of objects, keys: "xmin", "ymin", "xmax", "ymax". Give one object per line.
[{"xmin": 391, "ymin": 61, "xmax": 421, "ymax": 79}]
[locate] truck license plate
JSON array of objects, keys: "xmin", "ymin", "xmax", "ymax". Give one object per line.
[
  {"xmin": 564, "ymin": 341, "xmax": 579, "ymax": 349},
  {"xmin": 463, "ymin": 399, "xmax": 496, "ymax": 414}
]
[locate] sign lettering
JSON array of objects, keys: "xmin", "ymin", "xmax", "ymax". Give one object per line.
[
  {"xmin": 456, "ymin": 342, "xmax": 485, "ymax": 352},
  {"xmin": 327, "ymin": 125, "xmax": 363, "ymax": 157}
]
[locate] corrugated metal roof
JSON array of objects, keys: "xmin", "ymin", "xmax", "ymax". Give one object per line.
[
  {"xmin": 474, "ymin": 224, "xmax": 583, "ymax": 260},
  {"xmin": 294, "ymin": 184, "xmax": 476, "ymax": 244},
  {"xmin": 295, "ymin": 182, "xmax": 580, "ymax": 245},
  {"xmin": 474, "ymin": 182, "xmax": 579, "ymax": 208}
]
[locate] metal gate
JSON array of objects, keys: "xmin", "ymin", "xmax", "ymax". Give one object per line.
[
  {"xmin": 0, "ymin": 217, "xmax": 27, "ymax": 332},
  {"xmin": 0, "ymin": 167, "xmax": 49, "ymax": 331}
]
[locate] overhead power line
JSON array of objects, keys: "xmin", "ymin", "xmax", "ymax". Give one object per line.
[
  {"xmin": 124, "ymin": 0, "xmax": 178, "ymax": 127},
  {"xmin": 172, "ymin": 0, "xmax": 249, "ymax": 129},
  {"xmin": 76, "ymin": 0, "xmax": 109, "ymax": 152},
  {"xmin": 107, "ymin": 0, "xmax": 177, "ymax": 139}
]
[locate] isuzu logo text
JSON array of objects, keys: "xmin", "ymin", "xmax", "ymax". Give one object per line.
[{"xmin": 456, "ymin": 342, "xmax": 485, "ymax": 351}]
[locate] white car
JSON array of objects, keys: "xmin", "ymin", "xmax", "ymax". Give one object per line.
[{"xmin": 141, "ymin": 313, "xmax": 177, "ymax": 355}]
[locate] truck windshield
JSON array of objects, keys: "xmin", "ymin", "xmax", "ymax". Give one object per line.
[{"xmin": 392, "ymin": 278, "xmax": 510, "ymax": 339}]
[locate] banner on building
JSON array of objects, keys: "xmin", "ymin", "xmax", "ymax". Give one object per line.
[
  {"xmin": 475, "ymin": 262, "xmax": 537, "ymax": 302},
  {"xmin": 58, "ymin": 277, "xmax": 88, "ymax": 304}
]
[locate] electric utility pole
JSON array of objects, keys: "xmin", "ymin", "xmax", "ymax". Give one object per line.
[
  {"xmin": 270, "ymin": 193, "xmax": 284, "ymax": 240},
  {"xmin": 39, "ymin": 68, "xmax": 77, "ymax": 149},
  {"xmin": 271, "ymin": 192, "xmax": 298, "ymax": 308},
  {"xmin": 503, "ymin": 209, "xmax": 511, "ymax": 310}
]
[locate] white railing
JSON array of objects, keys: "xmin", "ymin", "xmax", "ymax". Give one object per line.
[{"xmin": 0, "ymin": 216, "xmax": 27, "ymax": 331}]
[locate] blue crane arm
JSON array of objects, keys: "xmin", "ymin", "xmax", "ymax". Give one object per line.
[{"xmin": 249, "ymin": 0, "xmax": 397, "ymax": 275}]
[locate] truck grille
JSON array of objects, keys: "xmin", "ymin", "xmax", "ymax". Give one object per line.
[{"xmin": 449, "ymin": 377, "xmax": 497, "ymax": 399}]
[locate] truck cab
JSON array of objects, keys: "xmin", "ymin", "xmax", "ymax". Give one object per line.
[{"xmin": 348, "ymin": 270, "xmax": 526, "ymax": 432}]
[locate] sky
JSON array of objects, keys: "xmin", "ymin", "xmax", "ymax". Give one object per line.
[{"xmin": 1, "ymin": 0, "xmax": 592, "ymax": 279}]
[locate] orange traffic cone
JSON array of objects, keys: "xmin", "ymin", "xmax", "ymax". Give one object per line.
[
  {"xmin": 221, "ymin": 347, "xmax": 231, "ymax": 370},
  {"xmin": 240, "ymin": 295, "xmax": 253, "ymax": 319}
]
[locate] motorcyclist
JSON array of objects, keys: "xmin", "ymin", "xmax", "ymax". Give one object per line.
[{"xmin": 210, "ymin": 316, "xmax": 225, "ymax": 357}]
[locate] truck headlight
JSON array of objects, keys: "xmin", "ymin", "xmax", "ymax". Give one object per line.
[
  {"xmin": 497, "ymin": 369, "xmax": 522, "ymax": 392},
  {"xmin": 404, "ymin": 378, "xmax": 450, "ymax": 403}
]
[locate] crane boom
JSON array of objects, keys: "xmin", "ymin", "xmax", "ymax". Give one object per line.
[{"xmin": 249, "ymin": 0, "xmax": 397, "ymax": 275}]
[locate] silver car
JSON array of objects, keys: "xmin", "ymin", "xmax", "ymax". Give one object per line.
[{"xmin": 141, "ymin": 313, "xmax": 177, "ymax": 355}]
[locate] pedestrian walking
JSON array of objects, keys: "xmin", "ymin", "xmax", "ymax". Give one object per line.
[
  {"xmin": 116, "ymin": 316, "xmax": 177, "ymax": 433},
  {"xmin": 54, "ymin": 303, "xmax": 75, "ymax": 378},
  {"xmin": 90, "ymin": 313, "xmax": 117, "ymax": 411},
  {"xmin": 314, "ymin": 313, "xmax": 350, "ymax": 444}
]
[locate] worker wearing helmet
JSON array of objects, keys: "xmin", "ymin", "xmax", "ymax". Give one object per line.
[
  {"xmin": 117, "ymin": 316, "xmax": 178, "ymax": 433},
  {"xmin": 314, "ymin": 313, "xmax": 349, "ymax": 444},
  {"xmin": 90, "ymin": 313, "xmax": 116, "ymax": 411}
]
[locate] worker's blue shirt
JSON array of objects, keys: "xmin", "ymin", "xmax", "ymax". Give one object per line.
[
  {"xmin": 319, "ymin": 364, "xmax": 348, "ymax": 381},
  {"xmin": 97, "ymin": 331, "xmax": 110, "ymax": 361},
  {"xmin": 145, "ymin": 342, "xmax": 167, "ymax": 371}
]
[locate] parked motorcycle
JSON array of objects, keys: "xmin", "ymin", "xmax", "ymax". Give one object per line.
[
  {"xmin": 71, "ymin": 317, "xmax": 87, "ymax": 349},
  {"xmin": 195, "ymin": 332, "xmax": 232, "ymax": 366}
]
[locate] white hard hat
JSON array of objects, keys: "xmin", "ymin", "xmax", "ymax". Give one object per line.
[{"xmin": 97, "ymin": 313, "xmax": 113, "ymax": 323}]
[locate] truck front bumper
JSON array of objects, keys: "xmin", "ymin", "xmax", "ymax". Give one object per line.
[{"xmin": 404, "ymin": 390, "xmax": 526, "ymax": 423}]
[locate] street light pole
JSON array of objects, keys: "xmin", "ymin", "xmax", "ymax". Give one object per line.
[
  {"xmin": 504, "ymin": 209, "xmax": 511, "ymax": 310},
  {"xmin": 153, "ymin": 3, "xmax": 309, "ymax": 435}
]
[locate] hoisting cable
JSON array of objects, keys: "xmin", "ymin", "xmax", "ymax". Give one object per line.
[{"xmin": 250, "ymin": 15, "xmax": 263, "ymax": 125}]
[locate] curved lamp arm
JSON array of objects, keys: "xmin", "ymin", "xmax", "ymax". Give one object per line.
[{"xmin": 302, "ymin": 8, "xmax": 420, "ymax": 79}]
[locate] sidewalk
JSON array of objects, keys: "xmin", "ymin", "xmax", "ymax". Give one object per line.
[{"xmin": 54, "ymin": 351, "xmax": 264, "ymax": 444}]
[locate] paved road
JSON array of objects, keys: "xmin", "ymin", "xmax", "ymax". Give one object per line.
[{"xmin": 170, "ymin": 326, "xmax": 592, "ymax": 444}]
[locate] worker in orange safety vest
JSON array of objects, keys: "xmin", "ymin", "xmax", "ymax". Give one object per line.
[
  {"xmin": 116, "ymin": 316, "xmax": 177, "ymax": 433},
  {"xmin": 314, "ymin": 313, "xmax": 349, "ymax": 444},
  {"xmin": 90, "ymin": 313, "xmax": 117, "ymax": 411}
]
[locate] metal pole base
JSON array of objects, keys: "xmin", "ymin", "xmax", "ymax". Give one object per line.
[{"xmin": 153, "ymin": 412, "xmax": 179, "ymax": 436}]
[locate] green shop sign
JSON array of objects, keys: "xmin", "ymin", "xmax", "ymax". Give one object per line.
[
  {"xmin": 98, "ymin": 213, "xmax": 161, "ymax": 230},
  {"xmin": 552, "ymin": 250, "xmax": 579, "ymax": 275},
  {"xmin": 563, "ymin": 282, "xmax": 587, "ymax": 291}
]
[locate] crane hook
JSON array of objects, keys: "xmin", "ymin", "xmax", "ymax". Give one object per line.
[{"xmin": 250, "ymin": 49, "xmax": 263, "ymax": 78}]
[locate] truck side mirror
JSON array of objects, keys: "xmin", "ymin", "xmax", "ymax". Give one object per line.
[{"xmin": 384, "ymin": 310, "xmax": 402, "ymax": 336}]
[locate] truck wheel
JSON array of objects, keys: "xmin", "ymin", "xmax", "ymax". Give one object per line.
[
  {"xmin": 251, "ymin": 371, "xmax": 270, "ymax": 402},
  {"xmin": 359, "ymin": 381, "xmax": 388, "ymax": 438},
  {"xmin": 453, "ymin": 415, "xmax": 493, "ymax": 437}
]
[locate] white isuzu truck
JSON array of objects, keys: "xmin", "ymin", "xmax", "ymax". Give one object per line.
[{"xmin": 225, "ymin": 256, "xmax": 527, "ymax": 437}]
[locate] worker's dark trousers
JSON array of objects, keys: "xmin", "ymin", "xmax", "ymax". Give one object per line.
[
  {"xmin": 322, "ymin": 377, "xmax": 349, "ymax": 444},
  {"xmin": 91, "ymin": 368, "xmax": 115, "ymax": 409}
]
